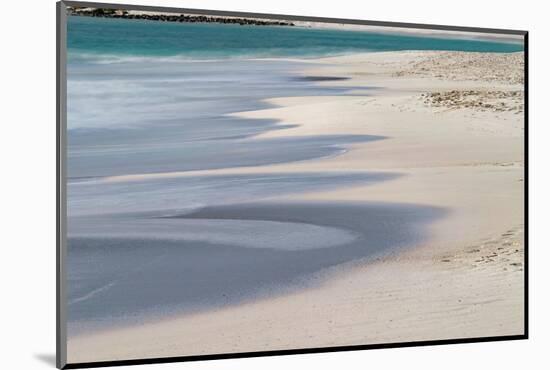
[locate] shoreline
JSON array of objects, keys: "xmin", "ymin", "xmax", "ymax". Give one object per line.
[
  {"xmin": 67, "ymin": 50, "xmax": 524, "ymax": 363},
  {"xmin": 67, "ymin": 7, "xmax": 523, "ymax": 44}
]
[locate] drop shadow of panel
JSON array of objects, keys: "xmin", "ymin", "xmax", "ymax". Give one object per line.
[
  {"xmin": 67, "ymin": 201, "xmax": 446, "ymax": 335},
  {"xmin": 34, "ymin": 353, "xmax": 56, "ymax": 367}
]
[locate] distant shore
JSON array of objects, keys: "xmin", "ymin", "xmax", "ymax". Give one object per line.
[
  {"xmin": 67, "ymin": 7, "xmax": 523, "ymax": 44},
  {"xmin": 67, "ymin": 7, "xmax": 295, "ymax": 26}
]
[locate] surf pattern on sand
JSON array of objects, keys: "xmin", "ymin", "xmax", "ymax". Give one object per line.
[{"xmin": 67, "ymin": 15, "xmax": 520, "ymax": 336}]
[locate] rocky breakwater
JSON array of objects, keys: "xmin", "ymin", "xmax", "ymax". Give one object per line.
[{"xmin": 67, "ymin": 7, "xmax": 295, "ymax": 26}]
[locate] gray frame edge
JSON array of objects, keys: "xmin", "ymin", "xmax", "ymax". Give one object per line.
[
  {"xmin": 57, "ymin": 1, "xmax": 68, "ymax": 369},
  {"xmin": 62, "ymin": 0, "xmax": 527, "ymax": 35}
]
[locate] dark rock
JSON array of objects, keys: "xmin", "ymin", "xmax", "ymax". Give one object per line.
[{"xmin": 67, "ymin": 7, "xmax": 296, "ymax": 27}]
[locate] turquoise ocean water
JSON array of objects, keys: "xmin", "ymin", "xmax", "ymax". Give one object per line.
[{"xmin": 68, "ymin": 15, "xmax": 522, "ymax": 60}]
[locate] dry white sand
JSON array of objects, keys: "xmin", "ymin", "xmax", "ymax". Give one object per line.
[{"xmin": 68, "ymin": 51, "xmax": 525, "ymax": 363}]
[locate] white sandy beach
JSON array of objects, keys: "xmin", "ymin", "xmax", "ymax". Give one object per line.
[{"xmin": 67, "ymin": 50, "xmax": 524, "ymax": 362}]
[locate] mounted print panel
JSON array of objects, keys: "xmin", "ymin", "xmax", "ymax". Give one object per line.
[{"xmin": 57, "ymin": 1, "xmax": 527, "ymax": 368}]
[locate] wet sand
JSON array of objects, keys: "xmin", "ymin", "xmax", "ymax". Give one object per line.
[{"xmin": 68, "ymin": 201, "xmax": 444, "ymax": 336}]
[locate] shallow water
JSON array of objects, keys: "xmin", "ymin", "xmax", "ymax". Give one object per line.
[
  {"xmin": 68, "ymin": 201, "xmax": 445, "ymax": 335},
  {"xmin": 67, "ymin": 57, "xmax": 377, "ymax": 178}
]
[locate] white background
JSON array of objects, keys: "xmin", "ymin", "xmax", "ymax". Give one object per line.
[{"xmin": 1, "ymin": 0, "xmax": 547, "ymax": 369}]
